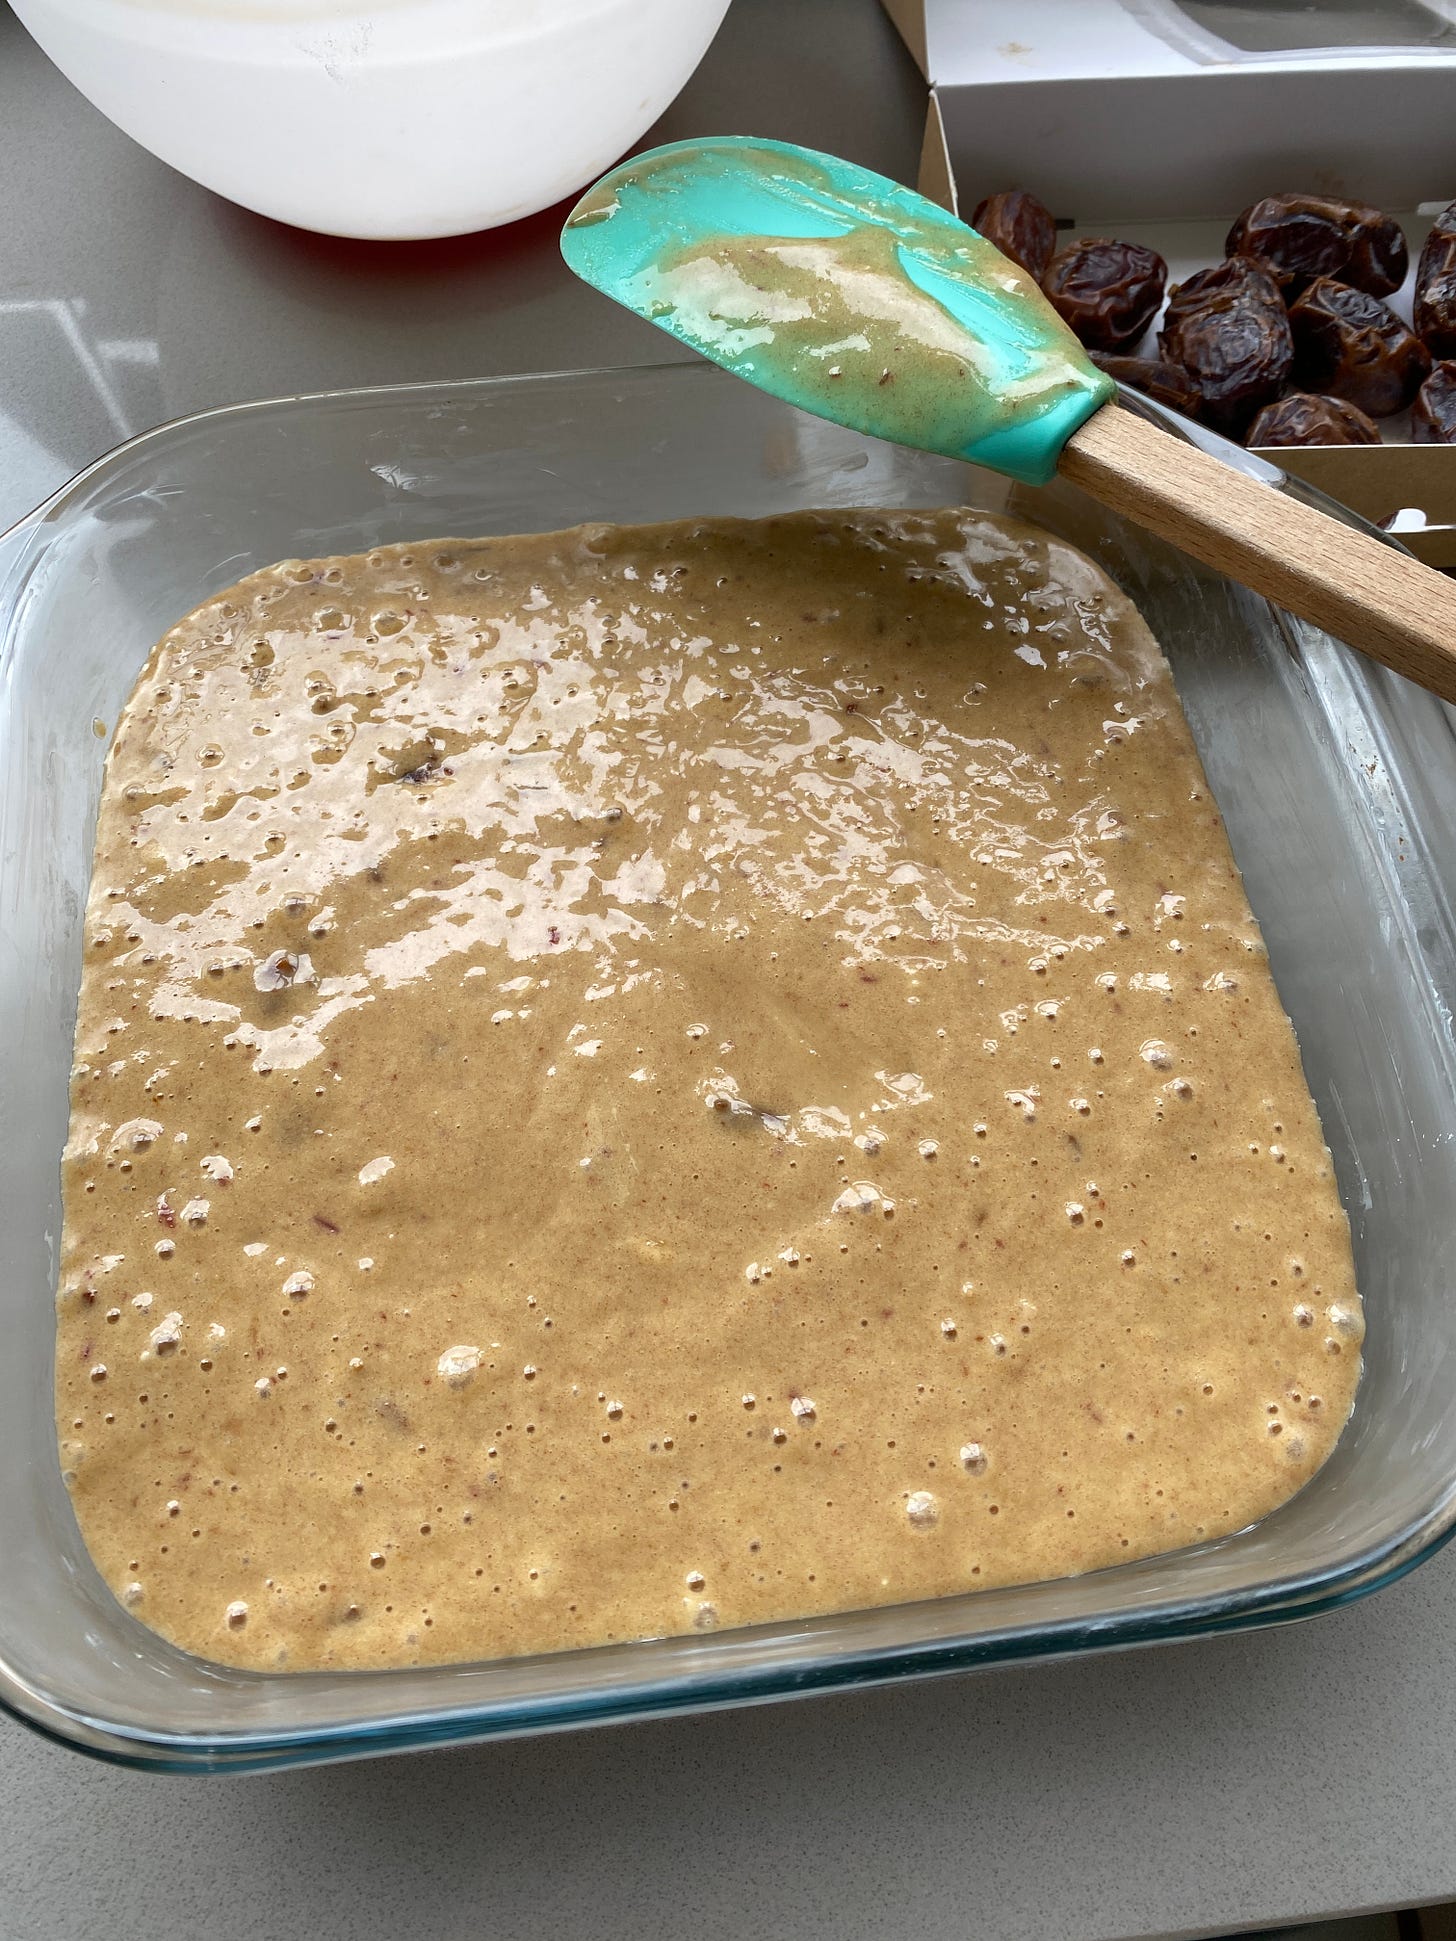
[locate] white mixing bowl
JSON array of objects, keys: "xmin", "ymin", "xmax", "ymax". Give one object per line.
[{"xmin": 12, "ymin": 0, "xmax": 732, "ymax": 240}]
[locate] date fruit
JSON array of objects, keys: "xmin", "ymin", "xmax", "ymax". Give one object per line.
[
  {"xmin": 1041, "ymin": 238, "xmax": 1167, "ymax": 352},
  {"xmin": 1247, "ymin": 393, "xmax": 1380, "ymax": 447},
  {"xmin": 1411, "ymin": 362, "xmax": 1456, "ymax": 443},
  {"xmin": 970, "ymin": 189, "xmax": 1057, "ymax": 282},
  {"xmin": 1226, "ymin": 192, "xmax": 1407, "ymax": 298},
  {"xmin": 1415, "ymin": 201, "xmax": 1456, "ymax": 358},
  {"xmin": 1089, "ymin": 352, "xmax": 1202, "ymax": 418},
  {"xmin": 1158, "ymin": 259, "xmax": 1292, "ymax": 434},
  {"xmin": 1289, "ymin": 276, "xmax": 1430, "ymax": 417}
]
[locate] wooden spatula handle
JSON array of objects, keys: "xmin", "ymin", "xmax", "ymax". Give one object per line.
[{"xmin": 1060, "ymin": 404, "xmax": 1456, "ymax": 705}]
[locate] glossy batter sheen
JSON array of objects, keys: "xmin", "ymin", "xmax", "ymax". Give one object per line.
[{"xmin": 57, "ymin": 509, "xmax": 1362, "ymax": 1673}]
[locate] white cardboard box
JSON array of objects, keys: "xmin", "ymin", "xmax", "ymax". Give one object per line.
[
  {"xmin": 882, "ymin": 0, "xmax": 1456, "ymax": 221},
  {"xmin": 880, "ymin": 0, "xmax": 1456, "ymax": 553}
]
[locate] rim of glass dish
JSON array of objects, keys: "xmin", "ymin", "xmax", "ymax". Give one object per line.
[{"xmin": 4, "ymin": 363, "xmax": 1454, "ymax": 1774}]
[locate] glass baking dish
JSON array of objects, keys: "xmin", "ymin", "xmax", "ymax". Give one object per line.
[{"xmin": 3, "ymin": 362, "xmax": 1454, "ymax": 1773}]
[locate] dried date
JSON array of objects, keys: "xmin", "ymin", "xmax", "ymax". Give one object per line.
[
  {"xmin": 1289, "ymin": 276, "xmax": 1430, "ymax": 417},
  {"xmin": 1089, "ymin": 352, "xmax": 1202, "ymax": 418},
  {"xmin": 1041, "ymin": 238, "xmax": 1167, "ymax": 353},
  {"xmin": 1158, "ymin": 259, "xmax": 1292, "ymax": 435},
  {"xmin": 1415, "ymin": 200, "xmax": 1456, "ymax": 358},
  {"xmin": 1411, "ymin": 361, "xmax": 1456, "ymax": 443},
  {"xmin": 1246, "ymin": 393, "xmax": 1380, "ymax": 447},
  {"xmin": 970, "ymin": 189, "xmax": 1056, "ymax": 282},
  {"xmin": 1226, "ymin": 192, "xmax": 1407, "ymax": 298}
]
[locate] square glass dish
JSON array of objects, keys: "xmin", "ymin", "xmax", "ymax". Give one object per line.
[{"xmin": 3, "ymin": 362, "xmax": 1455, "ymax": 1773}]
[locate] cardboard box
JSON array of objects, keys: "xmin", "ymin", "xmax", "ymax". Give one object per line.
[
  {"xmin": 882, "ymin": 0, "xmax": 1456, "ymax": 221},
  {"xmin": 881, "ymin": 0, "xmax": 1456, "ymax": 562},
  {"xmin": 1272, "ymin": 445, "xmax": 1456, "ymax": 569}
]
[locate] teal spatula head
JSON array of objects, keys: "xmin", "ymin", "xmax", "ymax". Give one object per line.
[{"xmin": 561, "ymin": 136, "xmax": 1113, "ymax": 487}]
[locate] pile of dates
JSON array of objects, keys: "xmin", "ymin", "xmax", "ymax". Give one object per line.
[{"xmin": 972, "ymin": 187, "xmax": 1456, "ymax": 445}]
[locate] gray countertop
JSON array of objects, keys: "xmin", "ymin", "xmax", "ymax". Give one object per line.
[{"xmin": 3, "ymin": 5, "xmax": 1455, "ymax": 1937}]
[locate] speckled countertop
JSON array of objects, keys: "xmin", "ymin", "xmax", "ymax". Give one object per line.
[{"xmin": 3, "ymin": 3, "xmax": 1456, "ymax": 1935}]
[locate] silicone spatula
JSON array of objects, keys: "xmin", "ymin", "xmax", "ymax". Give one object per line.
[{"xmin": 561, "ymin": 136, "xmax": 1456, "ymax": 704}]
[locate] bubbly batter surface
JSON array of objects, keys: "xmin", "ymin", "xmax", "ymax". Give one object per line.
[{"xmin": 57, "ymin": 509, "xmax": 1362, "ymax": 1671}]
